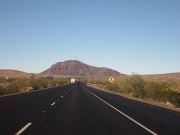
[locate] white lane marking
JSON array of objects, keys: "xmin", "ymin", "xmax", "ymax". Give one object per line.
[
  {"xmin": 15, "ymin": 123, "xmax": 32, "ymax": 135},
  {"xmin": 42, "ymin": 110, "xmax": 46, "ymax": 113},
  {"xmin": 83, "ymin": 87, "xmax": 158, "ymax": 135},
  {"xmin": 51, "ymin": 102, "xmax": 56, "ymax": 106}
]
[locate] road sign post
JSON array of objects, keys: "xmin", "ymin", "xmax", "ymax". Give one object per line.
[
  {"xmin": 108, "ymin": 76, "xmax": 114, "ymax": 91},
  {"xmin": 109, "ymin": 76, "xmax": 114, "ymax": 83}
]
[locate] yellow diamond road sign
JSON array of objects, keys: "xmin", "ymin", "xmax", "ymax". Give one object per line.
[{"xmin": 109, "ymin": 76, "xmax": 114, "ymax": 83}]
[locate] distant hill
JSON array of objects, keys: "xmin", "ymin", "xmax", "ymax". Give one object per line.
[
  {"xmin": 0, "ymin": 70, "xmax": 30, "ymax": 78},
  {"xmin": 1, "ymin": 61, "xmax": 180, "ymax": 80},
  {"xmin": 143, "ymin": 73, "xmax": 180, "ymax": 81},
  {"xmin": 40, "ymin": 60, "xmax": 123, "ymax": 78}
]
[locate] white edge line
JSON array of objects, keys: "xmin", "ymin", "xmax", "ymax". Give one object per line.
[
  {"xmin": 51, "ymin": 102, "xmax": 56, "ymax": 106},
  {"xmin": 15, "ymin": 123, "xmax": 32, "ymax": 135},
  {"xmin": 83, "ymin": 87, "xmax": 158, "ymax": 135}
]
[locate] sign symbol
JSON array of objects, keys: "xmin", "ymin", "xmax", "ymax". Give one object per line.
[{"xmin": 109, "ymin": 76, "xmax": 114, "ymax": 83}]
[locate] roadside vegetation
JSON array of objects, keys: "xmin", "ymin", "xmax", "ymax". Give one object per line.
[
  {"xmin": 1, "ymin": 74, "xmax": 180, "ymax": 108},
  {"xmin": 0, "ymin": 75, "xmax": 69, "ymax": 95},
  {"xmin": 88, "ymin": 75, "xmax": 180, "ymax": 108}
]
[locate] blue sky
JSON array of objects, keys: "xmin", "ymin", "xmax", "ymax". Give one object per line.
[{"xmin": 0, "ymin": 0, "xmax": 180, "ymax": 74}]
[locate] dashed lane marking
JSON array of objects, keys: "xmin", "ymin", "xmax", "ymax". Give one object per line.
[
  {"xmin": 15, "ymin": 123, "xmax": 32, "ymax": 135},
  {"xmin": 51, "ymin": 102, "xmax": 56, "ymax": 106}
]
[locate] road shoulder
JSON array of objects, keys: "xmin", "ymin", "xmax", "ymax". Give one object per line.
[{"xmin": 88, "ymin": 84, "xmax": 180, "ymax": 113}]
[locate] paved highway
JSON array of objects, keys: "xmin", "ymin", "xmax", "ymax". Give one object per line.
[{"xmin": 0, "ymin": 83, "xmax": 180, "ymax": 135}]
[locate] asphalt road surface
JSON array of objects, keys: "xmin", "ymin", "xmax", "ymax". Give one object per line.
[{"xmin": 0, "ymin": 83, "xmax": 180, "ymax": 135}]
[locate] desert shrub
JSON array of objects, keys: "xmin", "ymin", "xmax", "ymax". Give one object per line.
[
  {"xmin": 4, "ymin": 83, "xmax": 19, "ymax": 94},
  {"xmin": 147, "ymin": 84, "xmax": 180, "ymax": 107},
  {"xmin": 0, "ymin": 76, "xmax": 70, "ymax": 95},
  {"xmin": 164, "ymin": 89, "xmax": 180, "ymax": 107},
  {"xmin": 88, "ymin": 79, "xmax": 107, "ymax": 89},
  {"xmin": 0, "ymin": 85, "xmax": 4, "ymax": 95},
  {"xmin": 29, "ymin": 77, "xmax": 69, "ymax": 90},
  {"xmin": 0, "ymin": 77, "xmax": 6, "ymax": 83},
  {"xmin": 122, "ymin": 75, "xmax": 146, "ymax": 97},
  {"xmin": 145, "ymin": 81, "xmax": 166, "ymax": 101},
  {"xmin": 176, "ymin": 81, "xmax": 180, "ymax": 91},
  {"xmin": 106, "ymin": 82, "xmax": 121, "ymax": 92},
  {"xmin": 29, "ymin": 78, "xmax": 48, "ymax": 90},
  {"xmin": 15, "ymin": 78, "xmax": 27, "ymax": 91},
  {"xmin": 1, "ymin": 78, "xmax": 27, "ymax": 94},
  {"xmin": 89, "ymin": 75, "xmax": 180, "ymax": 107},
  {"xmin": 57, "ymin": 79, "xmax": 69, "ymax": 85}
]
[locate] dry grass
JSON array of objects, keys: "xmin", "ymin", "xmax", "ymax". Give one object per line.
[
  {"xmin": 87, "ymin": 74, "xmax": 180, "ymax": 108},
  {"xmin": 0, "ymin": 76, "xmax": 69, "ymax": 95},
  {"xmin": 88, "ymin": 84, "xmax": 180, "ymax": 112}
]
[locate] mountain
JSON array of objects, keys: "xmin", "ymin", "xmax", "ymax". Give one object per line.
[
  {"xmin": 0, "ymin": 70, "xmax": 30, "ymax": 78},
  {"xmin": 1, "ymin": 61, "xmax": 179, "ymax": 80},
  {"xmin": 40, "ymin": 60, "xmax": 123, "ymax": 77}
]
